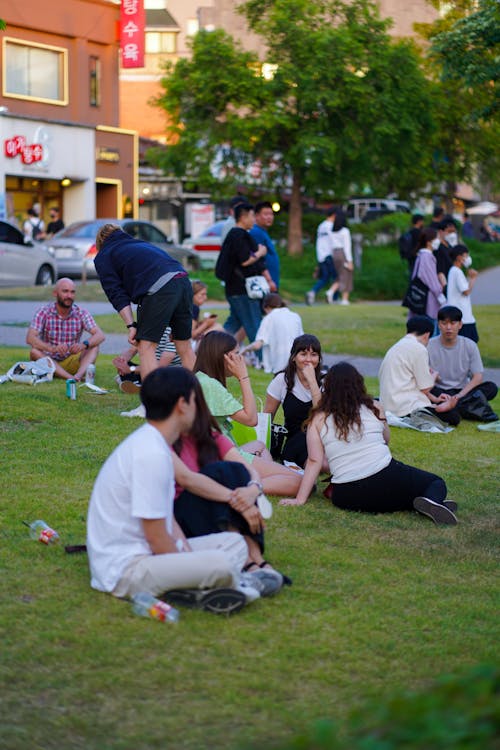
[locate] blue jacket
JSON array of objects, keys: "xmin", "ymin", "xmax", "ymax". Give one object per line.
[{"xmin": 94, "ymin": 230, "xmax": 185, "ymax": 312}]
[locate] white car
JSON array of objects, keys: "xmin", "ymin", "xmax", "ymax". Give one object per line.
[
  {"xmin": 183, "ymin": 220, "xmax": 226, "ymax": 268},
  {"xmin": 0, "ymin": 220, "xmax": 57, "ymax": 287}
]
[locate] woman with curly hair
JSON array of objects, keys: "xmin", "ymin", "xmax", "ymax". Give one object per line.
[
  {"xmin": 264, "ymin": 334, "xmax": 323, "ymax": 468},
  {"xmin": 280, "ymin": 362, "xmax": 457, "ymax": 525}
]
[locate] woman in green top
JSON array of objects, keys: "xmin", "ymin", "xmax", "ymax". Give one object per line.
[{"xmin": 194, "ymin": 331, "xmax": 302, "ymax": 498}]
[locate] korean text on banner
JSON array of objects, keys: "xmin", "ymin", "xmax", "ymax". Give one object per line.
[{"xmin": 120, "ymin": 0, "xmax": 145, "ymax": 69}]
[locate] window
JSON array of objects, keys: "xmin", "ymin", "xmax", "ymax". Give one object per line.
[
  {"xmin": 145, "ymin": 32, "xmax": 177, "ymax": 54},
  {"xmin": 3, "ymin": 38, "xmax": 68, "ymax": 105},
  {"xmin": 89, "ymin": 56, "xmax": 101, "ymax": 107}
]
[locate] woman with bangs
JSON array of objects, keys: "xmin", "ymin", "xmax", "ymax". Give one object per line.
[
  {"xmin": 280, "ymin": 362, "xmax": 457, "ymax": 525},
  {"xmin": 194, "ymin": 331, "xmax": 302, "ymax": 497},
  {"xmin": 264, "ymin": 334, "xmax": 323, "ymax": 468}
]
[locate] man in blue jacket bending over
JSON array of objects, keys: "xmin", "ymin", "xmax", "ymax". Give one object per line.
[{"xmin": 95, "ymin": 224, "xmax": 195, "ymax": 377}]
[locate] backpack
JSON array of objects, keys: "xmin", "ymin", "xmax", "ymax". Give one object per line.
[
  {"xmin": 398, "ymin": 230, "xmax": 414, "ymax": 260},
  {"xmin": 31, "ymin": 220, "xmax": 43, "ymax": 241}
]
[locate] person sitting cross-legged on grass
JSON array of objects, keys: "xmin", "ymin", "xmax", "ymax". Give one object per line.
[
  {"xmin": 87, "ymin": 367, "xmax": 265, "ymax": 615},
  {"xmin": 173, "ymin": 377, "xmax": 284, "ymax": 597},
  {"xmin": 280, "ymin": 362, "xmax": 458, "ymax": 526}
]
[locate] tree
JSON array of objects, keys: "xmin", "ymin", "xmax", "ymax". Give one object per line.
[
  {"xmin": 154, "ymin": 0, "xmax": 435, "ymax": 254},
  {"xmin": 415, "ymin": 0, "xmax": 500, "ymax": 200}
]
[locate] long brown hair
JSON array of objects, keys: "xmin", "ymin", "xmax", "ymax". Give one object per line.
[
  {"xmin": 173, "ymin": 377, "xmax": 222, "ymax": 467},
  {"xmin": 311, "ymin": 362, "xmax": 379, "ymax": 441},
  {"xmin": 282, "ymin": 334, "xmax": 322, "ymax": 393},
  {"xmin": 194, "ymin": 330, "xmax": 237, "ymax": 387}
]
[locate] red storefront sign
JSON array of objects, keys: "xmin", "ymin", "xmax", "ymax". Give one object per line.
[
  {"xmin": 4, "ymin": 136, "xmax": 44, "ymax": 165},
  {"xmin": 120, "ymin": 0, "xmax": 145, "ymax": 69}
]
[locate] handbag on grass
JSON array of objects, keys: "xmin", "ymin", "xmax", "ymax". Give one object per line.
[
  {"xmin": 401, "ymin": 258, "xmax": 428, "ymax": 315},
  {"xmin": 245, "ymin": 275, "xmax": 270, "ymax": 300}
]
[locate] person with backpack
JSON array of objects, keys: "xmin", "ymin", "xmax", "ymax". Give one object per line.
[
  {"xmin": 23, "ymin": 207, "xmax": 45, "ymax": 243},
  {"xmin": 399, "ymin": 214, "xmax": 424, "ymax": 274}
]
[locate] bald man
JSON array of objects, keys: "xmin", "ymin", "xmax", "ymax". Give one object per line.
[{"xmin": 26, "ymin": 278, "xmax": 105, "ymax": 381}]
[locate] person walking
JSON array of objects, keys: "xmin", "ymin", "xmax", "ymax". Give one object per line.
[{"xmin": 305, "ymin": 207, "xmax": 337, "ymax": 305}]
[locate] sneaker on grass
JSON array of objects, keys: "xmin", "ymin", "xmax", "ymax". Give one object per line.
[
  {"xmin": 120, "ymin": 403, "xmax": 146, "ymax": 418},
  {"xmin": 161, "ymin": 587, "xmax": 247, "ymax": 615},
  {"xmin": 413, "ymin": 496, "xmax": 457, "ymax": 525}
]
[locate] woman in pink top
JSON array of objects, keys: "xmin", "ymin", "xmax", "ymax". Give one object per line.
[{"xmin": 410, "ymin": 227, "xmax": 446, "ymax": 321}]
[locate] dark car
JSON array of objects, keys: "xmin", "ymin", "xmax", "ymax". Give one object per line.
[
  {"xmin": 0, "ymin": 220, "xmax": 57, "ymax": 287},
  {"xmin": 43, "ymin": 219, "xmax": 198, "ymax": 279}
]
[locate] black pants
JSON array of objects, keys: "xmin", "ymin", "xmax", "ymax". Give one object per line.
[
  {"xmin": 174, "ymin": 461, "xmax": 265, "ymax": 552},
  {"xmin": 331, "ymin": 459, "xmax": 447, "ymax": 513},
  {"xmin": 431, "ymin": 382, "xmax": 498, "ymax": 424}
]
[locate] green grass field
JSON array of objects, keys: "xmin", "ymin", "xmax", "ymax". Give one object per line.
[{"xmin": 1, "ymin": 340, "xmax": 498, "ymax": 749}]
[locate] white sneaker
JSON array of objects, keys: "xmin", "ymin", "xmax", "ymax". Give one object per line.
[
  {"xmin": 339, "ymin": 299, "xmax": 350, "ymax": 306},
  {"xmin": 236, "ymin": 578, "xmax": 261, "ymax": 603},
  {"xmin": 120, "ymin": 403, "xmax": 146, "ymax": 418},
  {"xmin": 325, "ymin": 289, "xmax": 334, "ymax": 304},
  {"xmin": 256, "ymin": 493, "xmax": 273, "ymax": 519},
  {"xmin": 305, "ymin": 291, "xmax": 315, "ymax": 306}
]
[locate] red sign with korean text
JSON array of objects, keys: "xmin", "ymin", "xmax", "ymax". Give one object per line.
[
  {"xmin": 120, "ymin": 0, "xmax": 145, "ymax": 69},
  {"xmin": 4, "ymin": 136, "xmax": 44, "ymax": 165}
]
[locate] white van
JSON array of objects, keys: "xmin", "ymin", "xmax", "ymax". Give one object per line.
[{"xmin": 346, "ymin": 198, "xmax": 410, "ymax": 223}]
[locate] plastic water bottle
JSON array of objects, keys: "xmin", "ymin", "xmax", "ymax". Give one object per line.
[
  {"xmin": 27, "ymin": 520, "xmax": 60, "ymax": 545},
  {"xmin": 85, "ymin": 364, "xmax": 96, "ymax": 385},
  {"xmin": 132, "ymin": 592, "xmax": 180, "ymax": 623}
]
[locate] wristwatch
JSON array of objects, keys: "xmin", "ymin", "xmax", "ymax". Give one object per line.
[
  {"xmin": 83, "ymin": 340, "xmax": 89, "ymax": 349},
  {"xmin": 129, "ymin": 365, "xmax": 137, "ymax": 373},
  {"xmin": 126, "ymin": 322, "xmax": 137, "ymax": 329}
]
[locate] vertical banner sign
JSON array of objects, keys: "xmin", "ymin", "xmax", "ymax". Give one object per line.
[{"xmin": 120, "ymin": 0, "xmax": 145, "ymax": 68}]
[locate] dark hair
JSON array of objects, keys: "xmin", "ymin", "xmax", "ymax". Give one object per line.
[
  {"xmin": 412, "ymin": 213, "xmax": 424, "ymax": 225},
  {"xmin": 194, "ymin": 330, "xmax": 237, "ymax": 387},
  {"xmin": 332, "ymin": 207, "xmax": 347, "ymax": 231},
  {"xmin": 262, "ymin": 292, "xmax": 286, "ymax": 310},
  {"xmin": 254, "ymin": 201, "xmax": 273, "ymax": 214},
  {"xmin": 437, "ymin": 305, "xmax": 463, "ymax": 322},
  {"xmin": 173, "ymin": 377, "xmax": 221, "ymax": 467},
  {"xmin": 234, "ymin": 203, "xmax": 254, "ymax": 222},
  {"xmin": 418, "ymin": 227, "xmax": 437, "ymax": 249},
  {"xmin": 141, "ymin": 367, "xmax": 196, "ymax": 421},
  {"xmin": 450, "ymin": 244, "xmax": 469, "ymax": 262},
  {"xmin": 230, "ymin": 195, "xmax": 247, "ymax": 208},
  {"xmin": 439, "ymin": 215, "xmax": 457, "ymax": 231},
  {"xmin": 311, "ymin": 362, "xmax": 379, "ymax": 441},
  {"xmin": 406, "ymin": 315, "xmax": 435, "ymax": 336},
  {"xmin": 432, "ymin": 206, "xmax": 444, "ymax": 219},
  {"xmin": 325, "ymin": 206, "xmax": 336, "ymax": 218},
  {"xmin": 282, "ymin": 334, "xmax": 322, "ymax": 393}
]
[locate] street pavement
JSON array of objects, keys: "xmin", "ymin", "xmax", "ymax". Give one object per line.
[{"xmin": 1, "ymin": 266, "xmax": 498, "ymax": 381}]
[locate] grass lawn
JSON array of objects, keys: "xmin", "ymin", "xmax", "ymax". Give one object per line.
[{"xmin": 1, "ymin": 346, "xmax": 498, "ymax": 750}]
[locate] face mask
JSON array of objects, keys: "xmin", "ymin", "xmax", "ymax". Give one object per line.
[
  {"xmin": 446, "ymin": 232, "xmax": 458, "ymax": 247},
  {"xmin": 431, "ymin": 238, "xmax": 440, "ymax": 250},
  {"xmin": 462, "ymin": 255, "xmax": 472, "ymax": 268}
]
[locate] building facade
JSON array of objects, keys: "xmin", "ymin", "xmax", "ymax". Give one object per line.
[{"xmin": 0, "ymin": 0, "xmax": 137, "ymax": 230}]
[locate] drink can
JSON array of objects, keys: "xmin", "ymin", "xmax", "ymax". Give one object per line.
[
  {"xmin": 66, "ymin": 379, "xmax": 77, "ymax": 399},
  {"xmin": 85, "ymin": 364, "xmax": 96, "ymax": 385}
]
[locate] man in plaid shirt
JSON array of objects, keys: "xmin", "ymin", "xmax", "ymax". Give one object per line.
[{"xmin": 26, "ymin": 278, "xmax": 105, "ymax": 380}]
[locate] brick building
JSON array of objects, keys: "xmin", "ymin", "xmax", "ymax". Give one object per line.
[{"xmin": 0, "ymin": 0, "xmax": 138, "ymax": 230}]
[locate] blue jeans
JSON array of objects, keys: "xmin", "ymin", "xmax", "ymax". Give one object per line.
[
  {"xmin": 312, "ymin": 256, "xmax": 337, "ymax": 293},
  {"xmin": 224, "ymin": 295, "xmax": 262, "ymax": 343}
]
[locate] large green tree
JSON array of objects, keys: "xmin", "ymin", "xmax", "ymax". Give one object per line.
[{"xmin": 154, "ymin": 0, "xmax": 434, "ymax": 254}]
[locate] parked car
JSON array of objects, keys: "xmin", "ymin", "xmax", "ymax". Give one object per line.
[
  {"xmin": 183, "ymin": 220, "xmax": 226, "ymax": 268},
  {"xmin": 347, "ymin": 198, "xmax": 410, "ymax": 223},
  {"xmin": 43, "ymin": 219, "xmax": 198, "ymax": 279},
  {"xmin": 0, "ymin": 220, "xmax": 57, "ymax": 287}
]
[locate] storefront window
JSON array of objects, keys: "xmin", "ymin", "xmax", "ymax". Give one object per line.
[
  {"xmin": 3, "ymin": 38, "xmax": 68, "ymax": 105},
  {"xmin": 89, "ymin": 56, "xmax": 101, "ymax": 107}
]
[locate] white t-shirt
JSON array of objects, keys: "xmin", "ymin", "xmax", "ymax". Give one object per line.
[
  {"xmin": 266, "ymin": 370, "xmax": 312, "ymax": 404},
  {"xmin": 320, "ymin": 406, "xmax": 391, "ymax": 483},
  {"xmin": 87, "ymin": 423, "xmax": 175, "ymax": 593},
  {"xmin": 331, "ymin": 227, "xmax": 353, "ymax": 263},
  {"xmin": 446, "ymin": 266, "xmax": 475, "ymax": 323},
  {"xmin": 255, "ymin": 308, "xmax": 304, "ymax": 373},
  {"xmin": 378, "ymin": 334, "xmax": 434, "ymax": 417},
  {"xmin": 316, "ymin": 219, "xmax": 334, "ymax": 262}
]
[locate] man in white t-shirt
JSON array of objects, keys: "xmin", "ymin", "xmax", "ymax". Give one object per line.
[
  {"xmin": 87, "ymin": 367, "xmax": 262, "ymax": 614},
  {"xmin": 446, "ymin": 246, "xmax": 479, "ymax": 342},
  {"xmin": 305, "ymin": 207, "xmax": 337, "ymax": 305},
  {"xmin": 378, "ymin": 316, "xmax": 460, "ymax": 423},
  {"xmin": 428, "ymin": 306, "xmax": 498, "ymax": 423}
]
